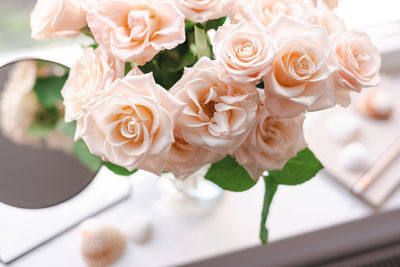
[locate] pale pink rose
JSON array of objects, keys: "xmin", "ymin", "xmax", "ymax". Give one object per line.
[
  {"xmin": 263, "ymin": 14, "xmax": 335, "ymax": 118},
  {"xmin": 213, "ymin": 21, "xmax": 274, "ymax": 83},
  {"xmin": 314, "ymin": 4, "xmax": 346, "ymax": 35},
  {"xmin": 234, "ymin": 91, "xmax": 306, "ymax": 180},
  {"xmin": 231, "ymin": 0, "xmax": 317, "ymax": 27},
  {"xmin": 0, "ymin": 61, "xmax": 40, "ymax": 147},
  {"xmin": 61, "ymin": 47, "xmax": 125, "ymax": 139},
  {"xmin": 172, "ymin": 0, "xmax": 233, "ymax": 23},
  {"xmin": 87, "ymin": 0, "xmax": 185, "ymax": 65},
  {"xmin": 80, "ymin": 0, "xmax": 100, "ymax": 11},
  {"xmin": 170, "ymin": 57, "xmax": 259, "ymax": 155},
  {"xmin": 313, "ymin": 0, "xmax": 338, "ymax": 9},
  {"xmin": 331, "ymin": 31, "xmax": 381, "ymax": 94},
  {"xmin": 165, "ymin": 131, "xmax": 223, "ymax": 180},
  {"xmin": 80, "ymin": 73, "xmax": 185, "ymax": 175},
  {"xmin": 31, "ymin": 0, "xmax": 87, "ymax": 40}
]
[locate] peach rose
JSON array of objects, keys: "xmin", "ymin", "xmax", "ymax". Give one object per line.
[
  {"xmin": 31, "ymin": 0, "xmax": 87, "ymax": 40},
  {"xmin": 231, "ymin": 0, "xmax": 316, "ymax": 27},
  {"xmin": 61, "ymin": 47, "xmax": 125, "ymax": 139},
  {"xmin": 213, "ymin": 21, "xmax": 274, "ymax": 83},
  {"xmin": 80, "ymin": 73, "xmax": 184, "ymax": 175},
  {"xmin": 332, "ymin": 31, "xmax": 381, "ymax": 93},
  {"xmin": 165, "ymin": 131, "xmax": 223, "ymax": 180},
  {"xmin": 313, "ymin": 0, "xmax": 338, "ymax": 9},
  {"xmin": 314, "ymin": 3, "xmax": 346, "ymax": 35},
  {"xmin": 170, "ymin": 57, "xmax": 259, "ymax": 155},
  {"xmin": 234, "ymin": 91, "xmax": 306, "ymax": 180},
  {"xmin": 263, "ymin": 14, "xmax": 335, "ymax": 118},
  {"xmin": 80, "ymin": 0, "xmax": 100, "ymax": 11},
  {"xmin": 172, "ymin": 0, "xmax": 233, "ymax": 23},
  {"xmin": 87, "ymin": 0, "xmax": 185, "ymax": 65},
  {"xmin": 0, "ymin": 61, "xmax": 40, "ymax": 147}
]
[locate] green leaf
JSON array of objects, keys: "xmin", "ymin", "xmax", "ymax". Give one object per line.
[
  {"xmin": 27, "ymin": 122, "xmax": 55, "ymax": 138},
  {"xmin": 268, "ymin": 148, "xmax": 324, "ymax": 186},
  {"xmin": 205, "ymin": 155, "xmax": 257, "ymax": 192},
  {"xmin": 81, "ymin": 26, "xmax": 95, "ymax": 39},
  {"xmin": 139, "ymin": 59, "xmax": 158, "ymax": 74},
  {"xmin": 33, "ymin": 76, "xmax": 66, "ymax": 108},
  {"xmin": 260, "ymin": 176, "xmax": 278, "ymax": 244},
  {"xmin": 154, "ymin": 69, "xmax": 183, "ymax": 90},
  {"xmin": 104, "ymin": 161, "xmax": 137, "ymax": 176},
  {"xmin": 56, "ymin": 120, "xmax": 76, "ymax": 137},
  {"xmin": 82, "ymin": 43, "xmax": 99, "ymax": 50},
  {"xmin": 73, "ymin": 139, "xmax": 102, "ymax": 172},
  {"xmin": 204, "ymin": 17, "xmax": 226, "ymax": 31},
  {"xmin": 125, "ymin": 62, "xmax": 134, "ymax": 75},
  {"xmin": 194, "ymin": 24, "xmax": 211, "ymax": 59}
]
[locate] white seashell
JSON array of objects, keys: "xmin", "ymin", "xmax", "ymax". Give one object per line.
[
  {"xmin": 325, "ymin": 113, "xmax": 361, "ymax": 143},
  {"xmin": 339, "ymin": 142, "xmax": 369, "ymax": 172},
  {"xmin": 358, "ymin": 89, "xmax": 393, "ymax": 120},
  {"xmin": 80, "ymin": 219, "xmax": 126, "ymax": 267},
  {"xmin": 121, "ymin": 216, "xmax": 153, "ymax": 244}
]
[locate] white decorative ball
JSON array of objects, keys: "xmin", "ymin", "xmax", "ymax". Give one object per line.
[
  {"xmin": 121, "ymin": 216, "xmax": 153, "ymax": 244},
  {"xmin": 325, "ymin": 113, "xmax": 361, "ymax": 144},
  {"xmin": 339, "ymin": 142, "xmax": 369, "ymax": 172}
]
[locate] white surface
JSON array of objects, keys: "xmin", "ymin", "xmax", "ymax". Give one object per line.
[
  {"xmin": 325, "ymin": 114, "xmax": 361, "ymax": 144},
  {"xmin": 121, "ymin": 216, "xmax": 153, "ymax": 244},
  {"xmin": 0, "ymin": 45, "xmax": 83, "ymax": 69},
  {"xmin": 4, "ymin": 168, "xmax": 400, "ymax": 267},
  {"xmin": 339, "ymin": 142, "xmax": 369, "ymax": 172},
  {"xmin": 0, "ymin": 168, "xmax": 131, "ymax": 264}
]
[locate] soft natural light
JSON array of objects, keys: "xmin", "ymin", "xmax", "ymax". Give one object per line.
[{"xmin": 337, "ymin": 0, "xmax": 400, "ymax": 29}]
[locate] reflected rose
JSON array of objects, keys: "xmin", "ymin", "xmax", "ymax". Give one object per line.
[
  {"xmin": 45, "ymin": 130, "xmax": 74, "ymax": 154},
  {"xmin": 0, "ymin": 61, "xmax": 40, "ymax": 147}
]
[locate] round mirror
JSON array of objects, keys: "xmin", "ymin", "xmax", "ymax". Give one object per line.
[{"xmin": 0, "ymin": 59, "xmax": 100, "ymax": 209}]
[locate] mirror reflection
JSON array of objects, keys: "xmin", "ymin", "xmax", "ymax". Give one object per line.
[{"xmin": 0, "ymin": 60, "xmax": 100, "ymax": 209}]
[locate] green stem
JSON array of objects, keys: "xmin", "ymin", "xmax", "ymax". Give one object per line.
[
  {"xmin": 81, "ymin": 26, "xmax": 95, "ymax": 40},
  {"xmin": 260, "ymin": 176, "xmax": 278, "ymax": 244},
  {"xmin": 194, "ymin": 24, "xmax": 212, "ymax": 59}
]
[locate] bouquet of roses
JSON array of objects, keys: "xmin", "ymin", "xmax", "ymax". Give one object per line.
[{"xmin": 28, "ymin": 0, "xmax": 381, "ymax": 243}]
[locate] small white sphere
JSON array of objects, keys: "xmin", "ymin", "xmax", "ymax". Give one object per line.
[
  {"xmin": 325, "ymin": 113, "xmax": 361, "ymax": 144},
  {"xmin": 339, "ymin": 142, "xmax": 369, "ymax": 172},
  {"xmin": 121, "ymin": 216, "xmax": 153, "ymax": 244}
]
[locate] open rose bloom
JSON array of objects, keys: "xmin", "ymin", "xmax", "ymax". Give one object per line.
[
  {"xmin": 28, "ymin": 0, "xmax": 380, "ymax": 179},
  {"xmin": 27, "ymin": 0, "xmax": 381, "ymax": 242}
]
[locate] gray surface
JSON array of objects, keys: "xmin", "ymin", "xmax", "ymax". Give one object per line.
[
  {"xmin": 185, "ymin": 208, "xmax": 400, "ymax": 267},
  {"xmin": 0, "ymin": 63, "xmax": 96, "ymax": 209}
]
